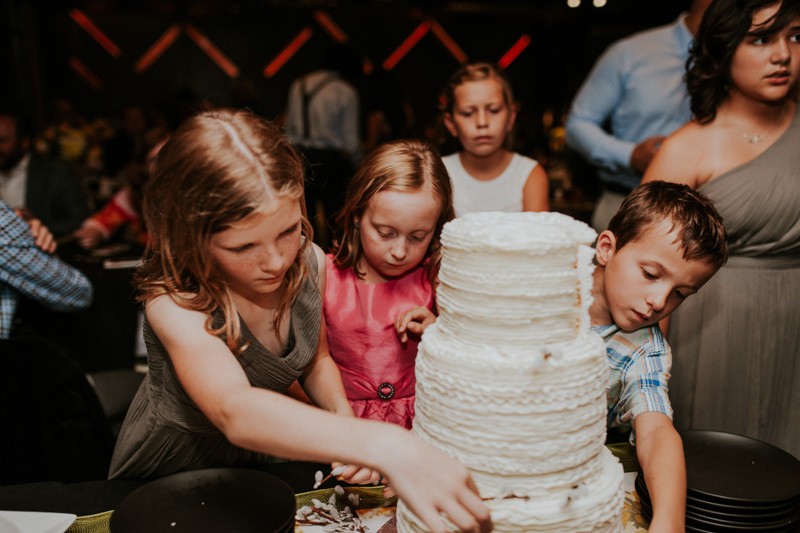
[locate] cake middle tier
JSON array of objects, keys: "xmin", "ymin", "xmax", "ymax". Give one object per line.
[{"xmin": 413, "ymin": 326, "xmax": 609, "ymax": 497}]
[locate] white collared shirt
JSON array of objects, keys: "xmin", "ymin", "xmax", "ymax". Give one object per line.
[{"xmin": 0, "ymin": 153, "xmax": 30, "ymax": 210}]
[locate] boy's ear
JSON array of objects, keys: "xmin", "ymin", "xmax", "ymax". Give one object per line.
[{"xmin": 595, "ymin": 230, "xmax": 617, "ymax": 267}]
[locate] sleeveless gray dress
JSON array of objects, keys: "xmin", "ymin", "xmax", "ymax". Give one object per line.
[
  {"xmin": 108, "ymin": 251, "xmax": 321, "ymax": 478},
  {"xmin": 668, "ymin": 110, "xmax": 800, "ymax": 458}
]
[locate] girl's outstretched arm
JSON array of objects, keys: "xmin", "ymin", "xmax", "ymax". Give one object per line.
[{"xmin": 146, "ymin": 295, "xmax": 492, "ymax": 533}]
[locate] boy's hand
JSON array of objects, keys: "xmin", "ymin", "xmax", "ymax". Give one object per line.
[
  {"xmin": 395, "ymin": 306, "xmax": 436, "ymax": 343},
  {"xmin": 646, "ymin": 515, "xmax": 685, "ymax": 533}
]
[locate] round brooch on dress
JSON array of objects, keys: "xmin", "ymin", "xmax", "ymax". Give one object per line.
[{"xmin": 377, "ymin": 382, "xmax": 395, "ymax": 400}]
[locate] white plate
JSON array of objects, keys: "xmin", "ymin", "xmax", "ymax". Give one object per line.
[{"xmin": 0, "ymin": 511, "xmax": 77, "ymax": 533}]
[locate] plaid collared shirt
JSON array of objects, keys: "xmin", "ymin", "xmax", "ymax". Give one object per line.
[
  {"xmin": 594, "ymin": 323, "xmax": 673, "ymax": 441},
  {"xmin": 0, "ymin": 200, "xmax": 93, "ymax": 338}
]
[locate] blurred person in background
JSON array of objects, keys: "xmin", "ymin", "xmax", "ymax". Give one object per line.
[
  {"xmin": 285, "ymin": 43, "xmax": 363, "ymax": 250},
  {"xmin": 0, "ymin": 110, "xmax": 89, "ymax": 238},
  {"xmin": 565, "ymin": 0, "xmax": 712, "ymax": 232}
]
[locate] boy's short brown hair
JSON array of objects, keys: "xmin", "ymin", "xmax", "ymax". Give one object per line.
[{"xmin": 608, "ymin": 181, "xmax": 728, "ymax": 270}]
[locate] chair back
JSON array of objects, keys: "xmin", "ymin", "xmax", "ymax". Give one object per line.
[{"xmin": 0, "ymin": 336, "xmax": 116, "ymax": 484}]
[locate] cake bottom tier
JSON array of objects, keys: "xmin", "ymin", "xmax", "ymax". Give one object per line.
[{"xmin": 396, "ymin": 446, "xmax": 625, "ymax": 533}]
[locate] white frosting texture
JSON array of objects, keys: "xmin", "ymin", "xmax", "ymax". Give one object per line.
[{"xmin": 397, "ymin": 212, "xmax": 624, "ymax": 533}]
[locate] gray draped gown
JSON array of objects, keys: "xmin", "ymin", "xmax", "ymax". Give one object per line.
[{"xmin": 667, "ymin": 109, "xmax": 800, "ymax": 458}]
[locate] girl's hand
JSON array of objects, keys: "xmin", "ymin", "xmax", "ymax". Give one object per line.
[
  {"xmin": 395, "ymin": 306, "xmax": 437, "ymax": 343},
  {"xmin": 331, "ymin": 462, "xmax": 382, "ymax": 485},
  {"xmin": 26, "ymin": 218, "xmax": 57, "ymax": 254},
  {"xmin": 378, "ymin": 429, "xmax": 492, "ymax": 533}
]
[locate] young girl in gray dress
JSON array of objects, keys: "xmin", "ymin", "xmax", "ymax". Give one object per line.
[{"xmin": 108, "ymin": 108, "xmax": 491, "ymax": 533}]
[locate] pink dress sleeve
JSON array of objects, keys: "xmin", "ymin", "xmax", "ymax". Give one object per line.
[{"xmin": 323, "ymin": 254, "xmax": 434, "ymax": 429}]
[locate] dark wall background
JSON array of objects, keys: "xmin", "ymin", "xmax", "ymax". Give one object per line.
[{"xmin": 2, "ymin": 0, "xmax": 688, "ymax": 151}]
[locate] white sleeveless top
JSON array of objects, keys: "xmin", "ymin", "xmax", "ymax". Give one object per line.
[{"xmin": 442, "ymin": 152, "xmax": 538, "ymax": 217}]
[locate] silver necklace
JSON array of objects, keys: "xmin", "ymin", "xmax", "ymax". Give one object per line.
[
  {"xmin": 742, "ymin": 132, "xmax": 768, "ymax": 144},
  {"xmin": 740, "ymin": 104, "xmax": 788, "ymax": 144}
]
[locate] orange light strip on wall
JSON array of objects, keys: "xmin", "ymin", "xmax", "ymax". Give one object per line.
[
  {"xmin": 498, "ymin": 34, "xmax": 531, "ymax": 70},
  {"xmin": 383, "ymin": 21, "xmax": 431, "ymax": 71},
  {"xmin": 69, "ymin": 8, "xmax": 121, "ymax": 58},
  {"xmin": 134, "ymin": 24, "xmax": 182, "ymax": 73},
  {"xmin": 184, "ymin": 24, "xmax": 240, "ymax": 78},
  {"xmin": 68, "ymin": 56, "xmax": 103, "ymax": 90},
  {"xmin": 263, "ymin": 27, "xmax": 314, "ymax": 78},
  {"xmin": 429, "ymin": 19, "xmax": 467, "ymax": 64},
  {"xmin": 313, "ymin": 10, "xmax": 348, "ymax": 43}
]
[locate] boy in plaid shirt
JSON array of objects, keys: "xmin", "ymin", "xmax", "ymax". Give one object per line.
[{"xmin": 590, "ymin": 181, "xmax": 727, "ymax": 533}]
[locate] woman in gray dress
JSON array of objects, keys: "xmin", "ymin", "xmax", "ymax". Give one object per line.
[
  {"xmin": 107, "ymin": 108, "xmax": 491, "ymax": 533},
  {"xmin": 643, "ymin": 0, "xmax": 800, "ymax": 457}
]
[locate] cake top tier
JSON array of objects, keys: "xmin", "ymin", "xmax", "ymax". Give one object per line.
[{"xmin": 441, "ymin": 211, "xmax": 597, "ymax": 253}]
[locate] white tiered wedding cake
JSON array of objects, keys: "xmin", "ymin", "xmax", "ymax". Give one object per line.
[{"xmin": 397, "ymin": 211, "xmax": 624, "ymax": 533}]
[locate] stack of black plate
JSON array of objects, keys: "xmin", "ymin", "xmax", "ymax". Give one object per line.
[{"xmin": 636, "ymin": 430, "xmax": 800, "ymax": 532}]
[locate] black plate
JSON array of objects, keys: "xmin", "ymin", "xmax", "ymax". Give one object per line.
[
  {"xmin": 687, "ymin": 499, "xmax": 800, "ymax": 524},
  {"xmin": 685, "ymin": 506, "xmax": 800, "ymax": 532},
  {"xmin": 638, "ymin": 471, "xmax": 800, "ymax": 527},
  {"xmin": 110, "ymin": 468, "xmax": 295, "ymax": 533},
  {"xmin": 682, "ymin": 430, "xmax": 800, "ymax": 505},
  {"xmin": 688, "ymin": 491, "xmax": 800, "ymax": 513}
]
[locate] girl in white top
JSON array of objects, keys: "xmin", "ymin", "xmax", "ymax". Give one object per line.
[{"xmin": 440, "ymin": 62, "xmax": 549, "ymax": 216}]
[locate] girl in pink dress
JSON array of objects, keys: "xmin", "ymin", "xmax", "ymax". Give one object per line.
[{"xmin": 325, "ymin": 139, "xmax": 454, "ymax": 428}]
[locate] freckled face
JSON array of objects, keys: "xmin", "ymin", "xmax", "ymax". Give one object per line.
[
  {"xmin": 729, "ymin": 5, "xmax": 800, "ymax": 103},
  {"xmin": 444, "ymin": 79, "xmax": 516, "ymax": 158},
  {"xmin": 357, "ymin": 188, "xmax": 441, "ymax": 283},
  {"xmin": 596, "ymin": 220, "xmax": 717, "ymax": 332},
  {"xmin": 208, "ymin": 195, "xmax": 303, "ymax": 303}
]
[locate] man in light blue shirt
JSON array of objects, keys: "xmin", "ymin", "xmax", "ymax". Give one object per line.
[{"xmin": 565, "ymin": 0, "xmax": 710, "ymax": 232}]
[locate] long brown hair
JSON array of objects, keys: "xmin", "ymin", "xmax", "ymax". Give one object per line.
[
  {"xmin": 331, "ymin": 139, "xmax": 453, "ymax": 283},
  {"xmin": 135, "ymin": 108, "xmax": 312, "ymax": 352},
  {"xmin": 687, "ymin": 0, "xmax": 800, "ymax": 123}
]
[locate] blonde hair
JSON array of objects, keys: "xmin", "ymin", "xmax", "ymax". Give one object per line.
[
  {"xmin": 438, "ymin": 62, "xmax": 517, "ymax": 150},
  {"xmin": 332, "ymin": 139, "xmax": 454, "ymax": 282},
  {"xmin": 135, "ymin": 108, "xmax": 312, "ymax": 352}
]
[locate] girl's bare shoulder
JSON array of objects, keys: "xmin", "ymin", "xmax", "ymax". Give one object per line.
[
  {"xmin": 145, "ymin": 292, "xmax": 205, "ymax": 326},
  {"xmin": 661, "ymin": 120, "xmax": 710, "ymax": 152},
  {"xmin": 646, "ymin": 121, "xmax": 718, "ymax": 185}
]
